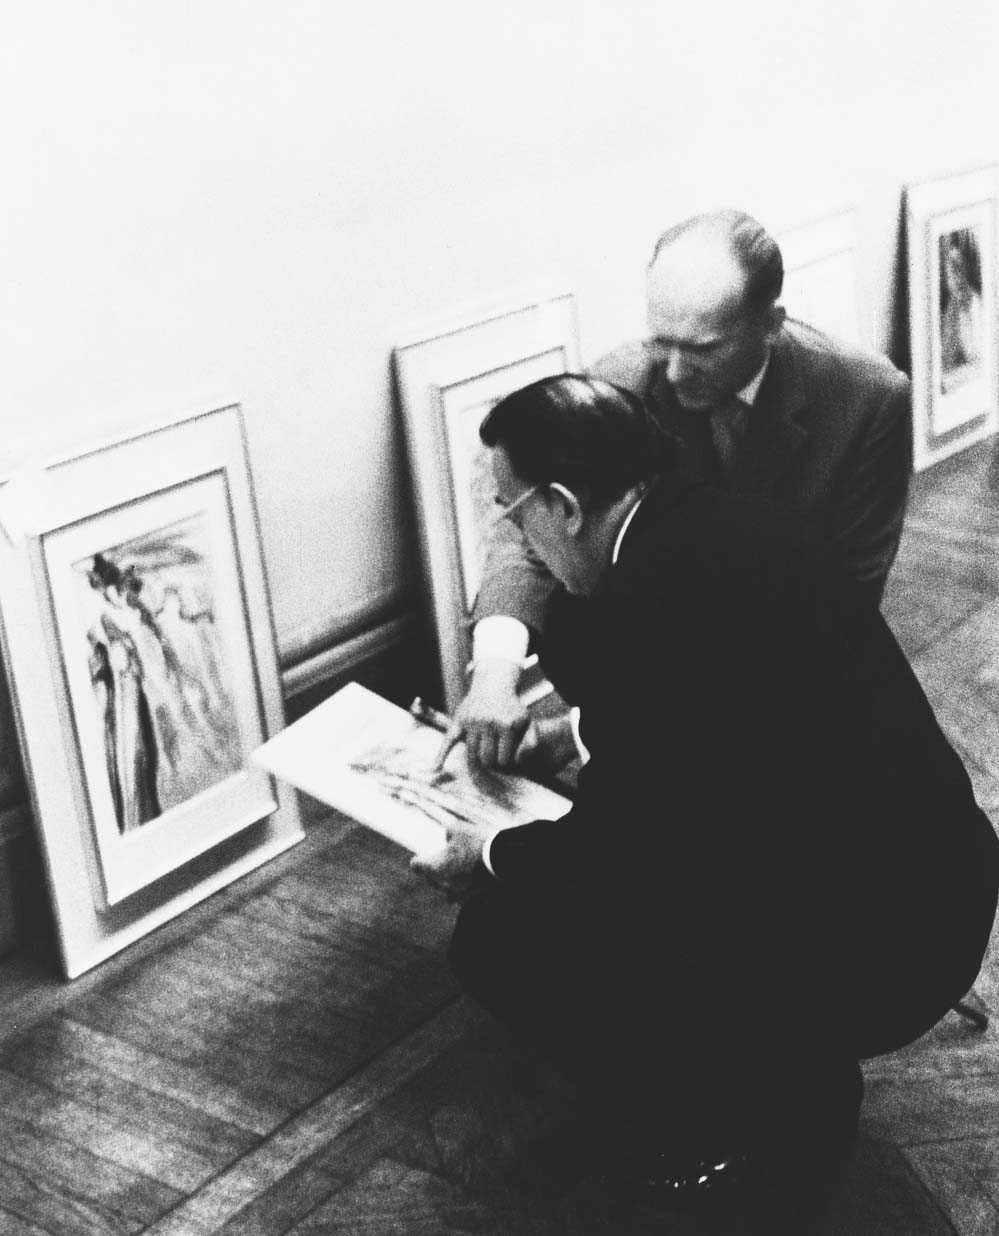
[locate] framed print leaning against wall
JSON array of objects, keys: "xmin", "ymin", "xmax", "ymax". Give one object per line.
[
  {"xmin": 778, "ymin": 211, "xmax": 864, "ymax": 347},
  {"xmin": 394, "ymin": 292, "xmax": 580, "ymax": 711},
  {"xmin": 0, "ymin": 402, "xmax": 302, "ymax": 976},
  {"xmin": 906, "ymin": 166, "xmax": 999, "ymax": 471}
]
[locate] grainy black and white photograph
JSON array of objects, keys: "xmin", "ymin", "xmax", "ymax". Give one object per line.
[{"xmin": 0, "ymin": 2, "xmax": 998, "ymax": 1233}]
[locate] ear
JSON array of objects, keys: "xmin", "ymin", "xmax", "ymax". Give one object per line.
[
  {"xmin": 764, "ymin": 303, "xmax": 786, "ymax": 343},
  {"xmin": 547, "ymin": 482, "xmax": 585, "ymax": 536}
]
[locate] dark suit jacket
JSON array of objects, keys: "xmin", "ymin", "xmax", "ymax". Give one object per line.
[
  {"xmin": 487, "ymin": 478, "xmax": 998, "ymax": 1054},
  {"xmin": 474, "ymin": 321, "xmax": 912, "ymax": 627}
]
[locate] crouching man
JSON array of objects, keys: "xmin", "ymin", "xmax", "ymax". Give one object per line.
[{"xmin": 413, "ymin": 374, "xmax": 998, "ymax": 1200}]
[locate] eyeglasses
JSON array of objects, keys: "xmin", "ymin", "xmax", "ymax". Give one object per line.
[{"xmin": 492, "ymin": 484, "xmax": 541, "ymax": 526}]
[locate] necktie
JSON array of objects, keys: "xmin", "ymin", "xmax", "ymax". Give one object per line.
[{"xmin": 708, "ymin": 396, "xmax": 749, "ymax": 475}]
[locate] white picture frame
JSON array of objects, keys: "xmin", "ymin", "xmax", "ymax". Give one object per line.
[
  {"xmin": 0, "ymin": 402, "xmax": 303, "ymax": 977},
  {"xmin": 394, "ymin": 292, "xmax": 580, "ymax": 710},
  {"xmin": 906, "ymin": 167, "xmax": 999, "ymax": 471},
  {"xmin": 778, "ymin": 211, "xmax": 864, "ymax": 347}
]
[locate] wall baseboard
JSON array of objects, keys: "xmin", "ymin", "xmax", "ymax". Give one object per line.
[
  {"xmin": 280, "ymin": 604, "xmax": 439, "ymax": 721},
  {"xmin": 282, "ymin": 614, "xmax": 413, "ymax": 699}
]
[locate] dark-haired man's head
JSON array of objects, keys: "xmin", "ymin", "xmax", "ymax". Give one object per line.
[
  {"xmin": 480, "ymin": 375, "xmax": 672, "ymax": 595},
  {"xmin": 646, "ymin": 209, "xmax": 786, "ymax": 412}
]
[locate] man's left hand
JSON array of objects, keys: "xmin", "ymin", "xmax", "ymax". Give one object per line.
[
  {"xmin": 513, "ymin": 713, "xmax": 579, "ymax": 776},
  {"xmin": 411, "ymin": 826, "xmax": 489, "ymax": 901}
]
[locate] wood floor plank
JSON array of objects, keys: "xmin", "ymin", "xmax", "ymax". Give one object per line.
[
  {"xmin": 161, "ymin": 928, "xmax": 457, "ymax": 1073},
  {"xmin": 92, "ymin": 937, "xmax": 369, "ymax": 1052},
  {"xmin": 862, "ymin": 1010, "xmax": 999, "ymax": 1082},
  {"xmin": 862, "ymin": 1072, "xmax": 999, "ymax": 1147},
  {"xmin": 199, "ymin": 902, "xmax": 426, "ymax": 983},
  {"xmin": 894, "ymin": 520, "xmax": 999, "ymax": 585},
  {"xmin": 918, "ymin": 679, "xmax": 999, "ymax": 785},
  {"xmin": 64, "ymin": 941, "xmax": 388, "ymax": 1104},
  {"xmin": 883, "ymin": 440, "xmax": 999, "ymax": 663},
  {"xmin": 207, "ymin": 1034, "xmax": 481, "ymax": 1235},
  {"xmin": 0, "ymin": 1112, "xmax": 182, "ymax": 1226},
  {"xmin": 256, "ymin": 830, "xmax": 457, "ymax": 949},
  {"xmin": 208, "ymin": 1163, "xmax": 344, "ymax": 1236},
  {"xmin": 185, "ymin": 909, "xmax": 458, "ymax": 1022},
  {"xmin": 0, "ymin": 1066, "xmax": 218, "ymax": 1193},
  {"xmin": 899, "ymin": 600, "xmax": 999, "ymax": 796},
  {"xmin": 964, "ymin": 765, "xmax": 999, "ymax": 826},
  {"xmin": 65, "ymin": 986, "xmax": 352, "ymax": 1114},
  {"xmin": 285, "ymin": 1157, "xmax": 540, "ymax": 1236},
  {"xmin": 0, "ymin": 1157, "xmax": 142, "ymax": 1236},
  {"xmin": 0, "ymin": 818, "xmax": 357, "ymax": 1047},
  {"xmin": 0, "ymin": 1020, "xmax": 260, "ymax": 1165},
  {"xmin": 883, "ymin": 573, "xmax": 985, "ymax": 660},
  {"xmin": 229, "ymin": 889, "xmax": 452, "ymax": 964},
  {"xmin": 907, "ymin": 1137, "xmax": 999, "ymax": 1235},
  {"xmin": 910, "ymin": 595, "xmax": 999, "ymax": 686},
  {"xmin": 88, "ymin": 935, "xmax": 316, "ymax": 1017},
  {"xmin": 971, "ymin": 923, "xmax": 999, "ymax": 1015},
  {"xmin": 222, "ymin": 861, "xmax": 453, "ymax": 957},
  {"xmin": 42, "ymin": 1013, "xmax": 278, "ymax": 1136},
  {"xmin": 206, "ymin": 1108, "xmax": 443, "ymax": 1236},
  {"xmin": 801, "ymin": 1138, "xmax": 957, "ymax": 1236},
  {"xmin": 0, "ymin": 1209, "xmax": 55, "ymax": 1236},
  {"xmin": 139, "ymin": 997, "xmax": 484, "ymax": 1236},
  {"xmin": 304, "ymin": 1016, "xmax": 581, "ymax": 1194}
]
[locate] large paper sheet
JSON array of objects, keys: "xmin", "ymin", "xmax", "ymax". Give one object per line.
[{"xmin": 253, "ymin": 683, "xmax": 572, "ymax": 856}]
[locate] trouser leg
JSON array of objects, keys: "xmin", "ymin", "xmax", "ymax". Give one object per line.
[{"xmin": 449, "ymin": 886, "xmax": 863, "ymax": 1159}]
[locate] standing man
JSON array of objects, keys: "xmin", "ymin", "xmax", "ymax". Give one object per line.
[
  {"xmin": 414, "ymin": 374, "xmax": 996, "ymax": 1198},
  {"xmin": 455, "ymin": 209, "xmax": 912, "ymax": 769}
]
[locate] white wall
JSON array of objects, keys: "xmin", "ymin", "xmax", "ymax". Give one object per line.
[{"xmin": 3, "ymin": 0, "xmax": 997, "ymax": 660}]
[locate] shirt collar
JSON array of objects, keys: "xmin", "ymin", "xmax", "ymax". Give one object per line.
[
  {"xmin": 612, "ymin": 493, "xmax": 647, "ymax": 565},
  {"xmin": 735, "ymin": 351, "xmax": 771, "ymax": 407}
]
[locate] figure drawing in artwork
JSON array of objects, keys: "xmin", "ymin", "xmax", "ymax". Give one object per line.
[
  {"xmin": 349, "ymin": 736, "xmax": 522, "ymax": 836},
  {"xmin": 939, "ymin": 227, "xmax": 984, "ymax": 392},
  {"xmin": 87, "ymin": 623, "xmax": 161, "ymax": 832},
  {"xmin": 78, "ymin": 518, "xmax": 243, "ymax": 834}
]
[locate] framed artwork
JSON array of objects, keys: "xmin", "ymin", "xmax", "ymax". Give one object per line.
[
  {"xmin": 394, "ymin": 292, "xmax": 580, "ymax": 710},
  {"xmin": 0, "ymin": 403, "xmax": 303, "ymax": 977},
  {"xmin": 906, "ymin": 167, "xmax": 999, "ymax": 471},
  {"xmin": 778, "ymin": 211, "xmax": 864, "ymax": 347}
]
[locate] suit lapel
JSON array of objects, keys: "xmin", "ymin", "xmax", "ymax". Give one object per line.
[{"xmin": 727, "ymin": 330, "xmax": 809, "ymax": 498}]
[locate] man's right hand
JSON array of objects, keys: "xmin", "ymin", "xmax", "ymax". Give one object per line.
[{"xmin": 435, "ymin": 657, "xmax": 529, "ymax": 771}]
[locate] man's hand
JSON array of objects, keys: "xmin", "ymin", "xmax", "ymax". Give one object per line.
[
  {"xmin": 512, "ymin": 712, "xmax": 579, "ymax": 777},
  {"xmin": 410, "ymin": 826, "xmax": 489, "ymax": 901},
  {"xmin": 435, "ymin": 658, "xmax": 530, "ymax": 771}
]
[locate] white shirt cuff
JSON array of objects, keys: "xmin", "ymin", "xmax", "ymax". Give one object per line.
[
  {"xmin": 569, "ymin": 706, "xmax": 590, "ymax": 764},
  {"xmin": 481, "ymin": 829, "xmax": 500, "ymax": 876},
  {"xmin": 472, "ymin": 615, "xmax": 530, "ymax": 664}
]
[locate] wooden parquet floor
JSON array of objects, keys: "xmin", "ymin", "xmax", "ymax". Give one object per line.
[{"xmin": 1, "ymin": 441, "xmax": 999, "ymax": 1234}]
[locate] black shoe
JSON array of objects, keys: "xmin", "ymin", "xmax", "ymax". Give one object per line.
[
  {"xmin": 594, "ymin": 1142, "xmax": 754, "ymax": 1210},
  {"xmin": 642, "ymin": 1148, "xmax": 752, "ymax": 1200}
]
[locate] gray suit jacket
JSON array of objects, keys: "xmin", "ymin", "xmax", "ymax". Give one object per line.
[{"xmin": 474, "ymin": 320, "xmax": 912, "ymax": 628}]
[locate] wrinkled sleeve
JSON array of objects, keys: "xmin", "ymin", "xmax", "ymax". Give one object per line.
[
  {"xmin": 472, "ymin": 506, "xmax": 559, "ymax": 631},
  {"xmin": 833, "ymin": 373, "xmax": 912, "ymax": 604}
]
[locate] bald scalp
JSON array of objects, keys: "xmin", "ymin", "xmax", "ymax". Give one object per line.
[{"xmin": 649, "ymin": 209, "xmax": 784, "ymax": 318}]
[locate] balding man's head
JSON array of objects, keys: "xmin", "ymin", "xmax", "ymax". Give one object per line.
[
  {"xmin": 649, "ymin": 210, "xmax": 784, "ymax": 318},
  {"xmin": 645, "ymin": 210, "xmax": 786, "ymax": 412}
]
